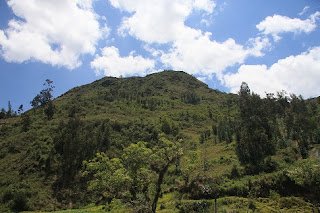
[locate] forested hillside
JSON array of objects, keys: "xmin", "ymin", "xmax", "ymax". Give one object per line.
[{"xmin": 0, "ymin": 71, "xmax": 319, "ymax": 212}]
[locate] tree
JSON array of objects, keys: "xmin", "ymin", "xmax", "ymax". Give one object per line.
[
  {"xmin": 150, "ymin": 138, "xmax": 183, "ymax": 212},
  {"xmin": 18, "ymin": 105, "xmax": 24, "ymax": 115},
  {"xmin": 7, "ymin": 101, "xmax": 13, "ymax": 117},
  {"xmin": 287, "ymin": 94, "xmax": 314, "ymax": 158},
  {"xmin": 0, "ymin": 108, "xmax": 6, "ymax": 119},
  {"xmin": 236, "ymin": 82, "xmax": 276, "ymax": 173},
  {"xmin": 83, "ymin": 138, "xmax": 183, "ymax": 212},
  {"xmin": 83, "ymin": 153, "xmax": 132, "ymax": 202},
  {"xmin": 54, "ymin": 117, "xmax": 96, "ymax": 188},
  {"xmin": 122, "ymin": 142, "xmax": 153, "ymax": 201},
  {"xmin": 21, "ymin": 113, "xmax": 31, "ymax": 132},
  {"xmin": 31, "ymin": 79, "xmax": 55, "ymax": 119}
]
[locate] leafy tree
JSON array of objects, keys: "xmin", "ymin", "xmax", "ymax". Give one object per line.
[
  {"xmin": 83, "ymin": 153, "xmax": 132, "ymax": 202},
  {"xmin": 31, "ymin": 79, "xmax": 55, "ymax": 119},
  {"xmin": 83, "ymin": 138, "xmax": 182, "ymax": 212},
  {"xmin": 0, "ymin": 108, "xmax": 6, "ymax": 119},
  {"xmin": 54, "ymin": 118, "xmax": 97, "ymax": 188},
  {"xmin": 17, "ymin": 104, "xmax": 23, "ymax": 115},
  {"xmin": 20, "ymin": 113, "xmax": 31, "ymax": 132},
  {"xmin": 236, "ymin": 82, "xmax": 276, "ymax": 173},
  {"xmin": 160, "ymin": 118, "xmax": 179, "ymax": 136},
  {"xmin": 121, "ymin": 142, "xmax": 153, "ymax": 201},
  {"xmin": 44, "ymin": 101, "xmax": 55, "ymax": 120},
  {"xmin": 216, "ymin": 121, "xmax": 233, "ymax": 143},
  {"xmin": 181, "ymin": 91, "xmax": 200, "ymax": 105},
  {"xmin": 199, "ymin": 130, "xmax": 211, "ymax": 143},
  {"xmin": 287, "ymin": 94, "xmax": 314, "ymax": 158},
  {"xmin": 180, "ymin": 151, "xmax": 200, "ymax": 184},
  {"xmin": 150, "ymin": 138, "xmax": 183, "ymax": 212}
]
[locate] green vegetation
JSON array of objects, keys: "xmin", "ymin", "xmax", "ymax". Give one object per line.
[{"xmin": 0, "ymin": 71, "xmax": 320, "ymax": 212}]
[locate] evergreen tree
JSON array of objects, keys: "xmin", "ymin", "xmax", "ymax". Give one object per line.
[
  {"xmin": 236, "ymin": 82, "xmax": 276, "ymax": 173},
  {"xmin": 7, "ymin": 101, "xmax": 13, "ymax": 117}
]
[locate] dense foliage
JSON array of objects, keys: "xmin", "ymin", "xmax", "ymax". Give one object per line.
[{"xmin": 0, "ymin": 71, "xmax": 319, "ymax": 212}]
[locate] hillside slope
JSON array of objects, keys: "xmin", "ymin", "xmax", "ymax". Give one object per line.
[{"xmin": 0, "ymin": 71, "xmax": 319, "ymax": 212}]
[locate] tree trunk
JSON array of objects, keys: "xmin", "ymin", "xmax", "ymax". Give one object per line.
[
  {"xmin": 215, "ymin": 198, "xmax": 217, "ymax": 213},
  {"xmin": 151, "ymin": 163, "xmax": 170, "ymax": 213}
]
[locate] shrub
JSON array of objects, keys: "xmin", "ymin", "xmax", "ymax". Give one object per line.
[
  {"xmin": 248, "ymin": 199, "xmax": 256, "ymax": 211},
  {"xmin": 220, "ymin": 181, "xmax": 249, "ymax": 197},
  {"xmin": 230, "ymin": 164, "xmax": 241, "ymax": 179},
  {"xmin": 176, "ymin": 200, "xmax": 211, "ymax": 213},
  {"xmin": 263, "ymin": 156, "xmax": 279, "ymax": 173},
  {"xmin": 2, "ymin": 184, "xmax": 31, "ymax": 212}
]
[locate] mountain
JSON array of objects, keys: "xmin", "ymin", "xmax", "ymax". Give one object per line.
[{"xmin": 0, "ymin": 71, "xmax": 319, "ymax": 212}]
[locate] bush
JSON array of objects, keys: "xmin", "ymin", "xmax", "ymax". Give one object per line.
[
  {"xmin": 263, "ymin": 156, "xmax": 279, "ymax": 173},
  {"xmin": 248, "ymin": 199, "xmax": 256, "ymax": 211},
  {"xmin": 230, "ymin": 164, "xmax": 241, "ymax": 179},
  {"xmin": 279, "ymin": 197, "xmax": 311, "ymax": 209},
  {"xmin": 2, "ymin": 184, "xmax": 31, "ymax": 212},
  {"xmin": 280, "ymin": 147, "xmax": 299, "ymax": 164},
  {"xmin": 176, "ymin": 200, "xmax": 211, "ymax": 213},
  {"xmin": 220, "ymin": 181, "xmax": 249, "ymax": 197}
]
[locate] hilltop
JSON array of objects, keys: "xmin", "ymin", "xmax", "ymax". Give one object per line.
[{"xmin": 0, "ymin": 71, "xmax": 319, "ymax": 212}]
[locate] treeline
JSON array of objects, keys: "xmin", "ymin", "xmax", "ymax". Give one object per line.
[
  {"xmin": 196, "ymin": 82, "xmax": 319, "ymax": 174},
  {"xmin": 1, "ymin": 79, "xmax": 54, "ymax": 120},
  {"xmin": 236, "ymin": 82, "xmax": 319, "ymax": 173},
  {"xmin": 176, "ymin": 83, "xmax": 320, "ymax": 207},
  {"xmin": 0, "ymin": 101, "xmax": 23, "ymax": 119}
]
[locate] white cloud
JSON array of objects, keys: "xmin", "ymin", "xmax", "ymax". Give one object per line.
[
  {"xmin": 110, "ymin": 0, "xmax": 269, "ymax": 79},
  {"xmin": 160, "ymin": 34, "xmax": 270, "ymax": 80},
  {"xmin": 161, "ymin": 35, "xmax": 245, "ymax": 79},
  {"xmin": 299, "ymin": 6, "xmax": 310, "ymax": 16},
  {"xmin": 111, "ymin": 0, "xmax": 215, "ymax": 43},
  {"xmin": 193, "ymin": 0, "xmax": 216, "ymax": 13},
  {"xmin": 224, "ymin": 46, "xmax": 320, "ymax": 98},
  {"xmin": 247, "ymin": 36, "xmax": 271, "ymax": 57},
  {"xmin": 310, "ymin": 11, "xmax": 320, "ymax": 23},
  {"xmin": 200, "ymin": 19, "xmax": 211, "ymax": 27},
  {"xmin": 143, "ymin": 44, "xmax": 161, "ymax": 57},
  {"xmin": 256, "ymin": 13, "xmax": 319, "ymax": 41},
  {"xmin": 0, "ymin": 0, "xmax": 103, "ymax": 69},
  {"xmin": 196, "ymin": 76, "xmax": 207, "ymax": 83},
  {"xmin": 91, "ymin": 46, "xmax": 155, "ymax": 77}
]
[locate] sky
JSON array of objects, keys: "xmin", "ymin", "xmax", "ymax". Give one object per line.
[{"xmin": 1, "ymin": 0, "xmax": 320, "ymax": 112}]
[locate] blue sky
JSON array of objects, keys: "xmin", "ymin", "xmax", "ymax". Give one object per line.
[{"xmin": 1, "ymin": 0, "xmax": 320, "ymax": 112}]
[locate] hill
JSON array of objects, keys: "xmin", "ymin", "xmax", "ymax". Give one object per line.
[{"xmin": 0, "ymin": 70, "xmax": 319, "ymax": 212}]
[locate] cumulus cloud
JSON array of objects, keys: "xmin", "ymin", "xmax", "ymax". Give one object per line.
[
  {"xmin": 110, "ymin": 0, "xmax": 269, "ymax": 78},
  {"xmin": 160, "ymin": 34, "xmax": 270, "ymax": 80},
  {"xmin": 91, "ymin": 46, "xmax": 155, "ymax": 77},
  {"xmin": 0, "ymin": 0, "xmax": 103, "ymax": 69},
  {"xmin": 161, "ymin": 35, "xmax": 241, "ymax": 79},
  {"xmin": 256, "ymin": 12, "xmax": 319, "ymax": 41},
  {"xmin": 193, "ymin": 0, "xmax": 216, "ymax": 13},
  {"xmin": 111, "ymin": 0, "xmax": 215, "ymax": 43},
  {"xmin": 223, "ymin": 46, "xmax": 320, "ymax": 98}
]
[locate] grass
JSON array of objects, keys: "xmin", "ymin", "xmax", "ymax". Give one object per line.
[{"xmin": 23, "ymin": 205, "xmax": 105, "ymax": 213}]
